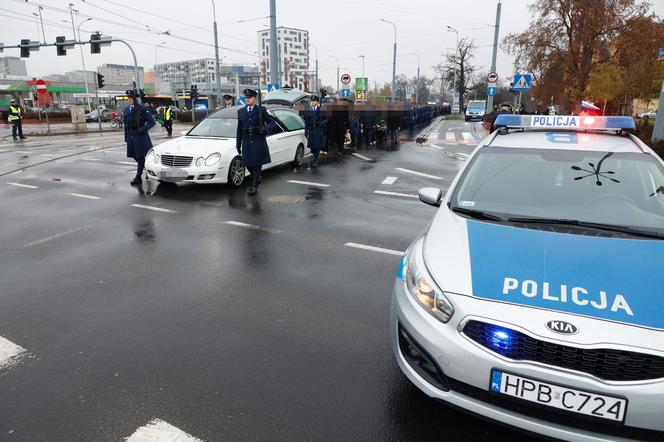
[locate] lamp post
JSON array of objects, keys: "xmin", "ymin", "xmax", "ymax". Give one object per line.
[
  {"xmin": 211, "ymin": 0, "xmax": 223, "ymax": 108},
  {"xmin": 359, "ymin": 55, "xmax": 365, "ymax": 78},
  {"xmin": 380, "ymin": 18, "xmax": 397, "ymax": 102},
  {"xmin": 447, "ymin": 25, "xmax": 459, "ymax": 113},
  {"xmin": 154, "ymin": 41, "xmax": 166, "ymax": 67},
  {"xmin": 409, "ymin": 52, "xmax": 420, "ymax": 104},
  {"xmin": 328, "ymin": 55, "xmax": 340, "ymax": 95},
  {"xmin": 310, "ymin": 43, "xmax": 319, "ymax": 94},
  {"xmin": 69, "ymin": 5, "xmax": 93, "ymax": 112}
]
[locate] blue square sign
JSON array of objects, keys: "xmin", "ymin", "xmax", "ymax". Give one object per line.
[
  {"xmin": 512, "ymin": 74, "xmax": 532, "ymax": 91},
  {"xmin": 341, "ymin": 88, "xmax": 351, "ymax": 98},
  {"xmin": 236, "ymin": 96, "xmax": 246, "ymax": 106},
  {"xmin": 487, "ymin": 86, "xmax": 497, "ymax": 97},
  {"xmin": 267, "ymin": 83, "xmax": 280, "ymax": 92}
]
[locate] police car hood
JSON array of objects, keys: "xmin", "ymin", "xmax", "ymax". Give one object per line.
[
  {"xmin": 424, "ymin": 209, "xmax": 664, "ymax": 331},
  {"xmin": 153, "ymin": 136, "xmax": 236, "ymax": 156}
]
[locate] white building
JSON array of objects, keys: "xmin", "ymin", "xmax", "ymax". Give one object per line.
[
  {"xmin": 0, "ymin": 56, "xmax": 28, "ymax": 77},
  {"xmin": 155, "ymin": 59, "xmax": 258, "ymax": 98},
  {"xmin": 257, "ymin": 27, "xmax": 310, "ymax": 91},
  {"xmin": 98, "ymin": 64, "xmax": 145, "ymax": 86}
]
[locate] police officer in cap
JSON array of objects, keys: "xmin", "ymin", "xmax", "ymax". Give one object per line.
[
  {"xmin": 222, "ymin": 94, "xmax": 235, "ymax": 108},
  {"xmin": 236, "ymin": 88, "xmax": 276, "ymax": 195},
  {"xmin": 124, "ymin": 89, "xmax": 155, "ymax": 185},
  {"xmin": 304, "ymin": 95, "xmax": 328, "ymax": 167}
]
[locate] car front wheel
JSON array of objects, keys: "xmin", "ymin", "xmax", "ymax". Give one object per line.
[
  {"xmin": 293, "ymin": 144, "xmax": 304, "ymax": 168},
  {"xmin": 227, "ymin": 156, "xmax": 245, "ymax": 187}
]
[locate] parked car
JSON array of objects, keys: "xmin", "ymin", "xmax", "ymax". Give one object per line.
[
  {"xmin": 85, "ymin": 108, "xmax": 110, "ymax": 122},
  {"xmin": 637, "ymin": 109, "xmax": 657, "ymax": 120}
]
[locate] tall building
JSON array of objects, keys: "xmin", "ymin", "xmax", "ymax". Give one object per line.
[
  {"xmin": 257, "ymin": 27, "xmax": 310, "ymax": 91},
  {"xmin": 64, "ymin": 70, "xmax": 96, "ymax": 84},
  {"xmin": 98, "ymin": 64, "xmax": 145, "ymax": 86},
  {"xmin": 0, "ymin": 56, "xmax": 28, "ymax": 77},
  {"xmin": 155, "ymin": 59, "xmax": 258, "ymax": 97}
]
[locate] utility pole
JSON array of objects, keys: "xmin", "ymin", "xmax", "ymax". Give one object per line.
[
  {"xmin": 329, "ymin": 55, "xmax": 340, "ymax": 94},
  {"xmin": 410, "ymin": 53, "xmax": 420, "ymax": 104},
  {"xmin": 447, "ymin": 26, "xmax": 460, "ymax": 113},
  {"xmin": 359, "ymin": 55, "xmax": 365, "ymax": 78},
  {"xmin": 93, "ymin": 70, "xmax": 102, "ymax": 131},
  {"xmin": 211, "ymin": 0, "xmax": 223, "ymax": 109},
  {"xmin": 380, "ymin": 19, "xmax": 397, "ymax": 103},
  {"xmin": 235, "ymin": 73, "xmax": 240, "ymax": 99},
  {"xmin": 36, "ymin": 7, "xmax": 46, "ymax": 43},
  {"xmin": 310, "ymin": 43, "xmax": 319, "ymax": 94},
  {"xmin": 486, "ymin": 0, "xmax": 502, "ymax": 112},
  {"xmin": 269, "ymin": 0, "xmax": 279, "ymax": 84},
  {"xmin": 69, "ymin": 5, "xmax": 92, "ymax": 112},
  {"xmin": 652, "ymin": 79, "xmax": 664, "ymax": 143}
]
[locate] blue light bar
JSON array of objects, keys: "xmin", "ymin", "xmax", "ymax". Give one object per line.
[{"xmin": 494, "ymin": 115, "xmax": 635, "ymax": 131}]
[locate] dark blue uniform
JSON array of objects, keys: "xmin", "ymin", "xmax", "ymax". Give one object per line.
[
  {"xmin": 304, "ymin": 105, "xmax": 328, "ymax": 165},
  {"xmin": 124, "ymin": 102, "xmax": 155, "ymax": 184},
  {"xmin": 236, "ymin": 104, "xmax": 276, "ymax": 186}
]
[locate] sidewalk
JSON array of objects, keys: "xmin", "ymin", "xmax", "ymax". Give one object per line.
[{"xmin": 0, "ymin": 122, "xmax": 191, "ymax": 139}]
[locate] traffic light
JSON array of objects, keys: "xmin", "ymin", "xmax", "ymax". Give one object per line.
[
  {"xmin": 190, "ymin": 84, "xmax": 198, "ymax": 99},
  {"xmin": 96, "ymin": 73, "xmax": 105, "ymax": 89},
  {"xmin": 90, "ymin": 33, "xmax": 101, "ymax": 54},
  {"xmin": 20, "ymin": 39, "xmax": 30, "ymax": 58},
  {"xmin": 56, "ymin": 36, "xmax": 67, "ymax": 56},
  {"xmin": 33, "ymin": 93, "xmax": 38, "ymax": 102},
  {"xmin": 139, "ymin": 89, "xmax": 145, "ymax": 99},
  {"xmin": 320, "ymin": 89, "xmax": 328, "ymax": 100}
]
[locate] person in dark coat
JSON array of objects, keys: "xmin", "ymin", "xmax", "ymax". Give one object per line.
[
  {"xmin": 348, "ymin": 115, "xmax": 360, "ymax": 150},
  {"xmin": 304, "ymin": 95, "xmax": 328, "ymax": 167},
  {"xmin": 236, "ymin": 88, "xmax": 276, "ymax": 195},
  {"xmin": 124, "ymin": 90, "xmax": 156, "ymax": 185},
  {"xmin": 222, "ymin": 94, "xmax": 235, "ymax": 108}
]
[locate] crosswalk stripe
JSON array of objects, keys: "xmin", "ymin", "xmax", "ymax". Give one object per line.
[
  {"xmin": 462, "ymin": 132, "xmax": 474, "ymax": 141},
  {"xmin": 223, "ymin": 220, "xmax": 282, "ymax": 234},
  {"xmin": 394, "ymin": 167, "xmax": 442, "ymax": 180},
  {"xmin": 345, "ymin": 242, "xmax": 403, "ymax": 256},
  {"xmin": 373, "ymin": 190, "xmax": 418, "ymax": 199},
  {"xmin": 0, "ymin": 336, "xmax": 26, "ymax": 369},
  {"xmin": 7, "ymin": 182, "xmax": 38, "ymax": 189},
  {"xmin": 288, "ymin": 180, "xmax": 331, "ymax": 188},
  {"xmin": 381, "ymin": 176, "xmax": 398, "ymax": 185},
  {"xmin": 131, "ymin": 204, "xmax": 178, "ymax": 214},
  {"xmin": 69, "ymin": 193, "xmax": 101, "ymax": 200},
  {"xmin": 445, "ymin": 132, "xmax": 456, "ymax": 141},
  {"xmin": 117, "ymin": 161, "xmax": 136, "ymax": 165},
  {"xmin": 352, "ymin": 152, "xmax": 373, "ymax": 161},
  {"xmin": 126, "ymin": 419, "xmax": 203, "ymax": 442}
]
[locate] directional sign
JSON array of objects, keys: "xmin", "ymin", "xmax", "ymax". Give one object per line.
[
  {"xmin": 512, "ymin": 74, "xmax": 532, "ymax": 91},
  {"xmin": 341, "ymin": 88, "xmax": 351, "ymax": 98},
  {"xmin": 659, "ymin": 47, "xmax": 664, "ymax": 60},
  {"xmin": 341, "ymin": 73, "xmax": 351, "ymax": 85},
  {"xmin": 267, "ymin": 83, "xmax": 280, "ymax": 93},
  {"xmin": 356, "ymin": 90, "xmax": 366, "ymax": 101},
  {"xmin": 236, "ymin": 96, "xmax": 247, "ymax": 106},
  {"xmin": 487, "ymin": 86, "xmax": 497, "ymax": 97},
  {"xmin": 355, "ymin": 77, "xmax": 368, "ymax": 91},
  {"xmin": 487, "ymin": 72, "xmax": 498, "ymax": 83}
]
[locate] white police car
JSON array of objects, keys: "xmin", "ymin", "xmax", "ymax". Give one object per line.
[{"xmin": 392, "ymin": 115, "xmax": 664, "ymax": 441}]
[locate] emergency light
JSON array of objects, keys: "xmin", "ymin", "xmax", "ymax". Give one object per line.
[{"xmin": 494, "ymin": 115, "xmax": 635, "ymax": 131}]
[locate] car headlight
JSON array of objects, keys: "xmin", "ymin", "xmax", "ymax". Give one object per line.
[
  {"xmin": 154, "ymin": 154, "xmax": 160, "ymax": 163},
  {"xmin": 205, "ymin": 152, "xmax": 221, "ymax": 166},
  {"xmin": 196, "ymin": 157, "xmax": 204, "ymax": 167},
  {"xmin": 146, "ymin": 149, "xmax": 155, "ymax": 163},
  {"xmin": 400, "ymin": 236, "xmax": 454, "ymax": 323}
]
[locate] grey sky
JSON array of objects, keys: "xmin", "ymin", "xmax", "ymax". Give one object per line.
[{"xmin": 2, "ymin": 0, "xmax": 663, "ymax": 88}]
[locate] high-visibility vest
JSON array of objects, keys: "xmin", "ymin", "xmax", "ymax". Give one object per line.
[
  {"xmin": 165, "ymin": 108, "xmax": 172, "ymax": 121},
  {"xmin": 8, "ymin": 105, "xmax": 21, "ymax": 121}
]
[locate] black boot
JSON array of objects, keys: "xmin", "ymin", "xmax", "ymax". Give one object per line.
[{"xmin": 130, "ymin": 172, "xmax": 142, "ymax": 185}]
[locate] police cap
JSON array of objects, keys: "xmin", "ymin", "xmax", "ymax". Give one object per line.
[
  {"xmin": 223, "ymin": 94, "xmax": 233, "ymax": 100},
  {"xmin": 125, "ymin": 89, "xmax": 138, "ymax": 98},
  {"xmin": 243, "ymin": 88, "xmax": 258, "ymax": 97},
  {"xmin": 310, "ymin": 95, "xmax": 319, "ymax": 102}
]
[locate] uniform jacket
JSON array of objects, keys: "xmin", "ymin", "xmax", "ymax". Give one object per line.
[
  {"xmin": 235, "ymin": 105, "xmax": 276, "ymax": 167},
  {"xmin": 124, "ymin": 103, "xmax": 156, "ymax": 159},
  {"xmin": 304, "ymin": 106, "xmax": 328, "ymax": 150},
  {"xmin": 9, "ymin": 105, "xmax": 22, "ymax": 121}
]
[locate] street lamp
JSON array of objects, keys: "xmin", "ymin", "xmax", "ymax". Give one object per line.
[
  {"xmin": 380, "ymin": 18, "xmax": 397, "ymax": 103},
  {"xmin": 68, "ymin": 6, "xmax": 93, "ymax": 112},
  {"xmin": 310, "ymin": 43, "xmax": 319, "ymax": 94},
  {"xmin": 409, "ymin": 53, "xmax": 420, "ymax": 104},
  {"xmin": 328, "ymin": 55, "xmax": 340, "ymax": 95},
  {"xmin": 358, "ymin": 55, "xmax": 365, "ymax": 78},
  {"xmin": 154, "ymin": 41, "xmax": 166, "ymax": 67},
  {"xmin": 211, "ymin": 0, "xmax": 223, "ymax": 108},
  {"xmin": 447, "ymin": 25, "xmax": 460, "ymax": 113}
]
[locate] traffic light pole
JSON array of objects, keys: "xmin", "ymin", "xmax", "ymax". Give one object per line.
[
  {"xmin": 486, "ymin": 0, "xmax": 501, "ymax": 112},
  {"xmin": 93, "ymin": 71, "xmax": 102, "ymax": 131}
]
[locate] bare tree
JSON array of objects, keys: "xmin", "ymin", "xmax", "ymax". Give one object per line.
[{"xmin": 444, "ymin": 37, "xmax": 478, "ymax": 110}]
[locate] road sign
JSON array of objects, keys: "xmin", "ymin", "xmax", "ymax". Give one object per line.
[
  {"xmin": 341, "ymin": 73, "xmax": 351, "ymax": 85},
  {"xmin": 487, "ymin": 72, "xmax": 498, "ymax": 83},
  {"xmin": 341, "ymin": 88, "xmax": 351, "ymax": 98},
  {"xmin": 487, "ymin": 86, "xmax": 497, "ymax": 97},
  {"xmin": 356, "ymin": 90, "xmax": 366, "ymax": 100},
  {"xmin": 36, "ymin": 79, "xmax": 48, "ymax": 94},
  {"xmin": 236, "ymin": 96, "xmax": 246, "ymax": 106},
  {"xmin": 512, "ymin": 74, "xmax": 532, "ymax": 91},
  {"xmin": 355, "ymin": 77, "xmax": 368, "ymax": 91},
  {"xmin": 267, "ymin": 83, "xmax": 280, "ymax": 93},
  {"xmin": 659, "ymin": 48, "xmax": 664, "ymax": 60}
]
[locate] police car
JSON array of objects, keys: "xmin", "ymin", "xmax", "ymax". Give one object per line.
[{"xmin": 392, "ymin": 115, "xmax": 664, "ymax": 441}]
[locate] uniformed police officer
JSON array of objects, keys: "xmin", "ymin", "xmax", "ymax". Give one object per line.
[
  {"xmin": 222, "ymin": 94, "xmax": 235, "ymax": 108},
  {"xmin": 236, "ymin": 88, "xmax": 276, "ymax": 195},
  {"xmin": 163, "ymin": 105, "xmax": 173, "ymax": 137},
  {"xmin": 124, "ymin": 90, "xmax": 155, "ymax": 185},
  {"xmin": 9, "ymin": 99, "xmax": 27, "ymax": 141},
  {"xmin": 304, "ymin": 95, "xmax": 328, "ymax": 167}
]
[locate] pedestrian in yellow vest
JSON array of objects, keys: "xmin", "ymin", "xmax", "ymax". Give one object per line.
[
  {"xmin": 8, "ymin": 99, "xmax": 27, "ymax": 140},
  {"xmin": 163, "ymin": 106, "xmax": 173, "ymax": 137}
]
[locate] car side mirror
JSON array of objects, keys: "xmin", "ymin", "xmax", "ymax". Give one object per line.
[
  {"xmin": 180, "ymin": 130, "xmax": 189, "ymax": 135},
  {"xmin": 418, "ymin": 187, "xmax": 442, "ymax": 207}
]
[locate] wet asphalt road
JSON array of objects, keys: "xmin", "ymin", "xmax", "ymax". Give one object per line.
[{"xmin": 0, "ymin": 119, "xmax": 525, "ymax": 441}]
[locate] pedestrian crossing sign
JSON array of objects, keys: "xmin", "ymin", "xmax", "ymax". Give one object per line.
[
  {"xmin": 512, "ymin": 74, "xmax": 532, "ymax": 91},
  {"xmin": 267, "ymin": 83, "xmax": 280, "ymax": 93},
  {"xmin": 356, "ymin": 90, "xmax": 366, "ymax": 100}
]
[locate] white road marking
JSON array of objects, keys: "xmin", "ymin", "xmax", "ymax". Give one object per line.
[
  {"xmin": 445, "ymin": 132, "xmax": 456, "ymax": 141},
  {"xmin": 21, "ymin": 227, "xmax": 86, "ymax": 248},
  {"xmin": 117, "ymin": 161, "xmax": 136, "ymax": 165},
  {"xmin": 462, "ymin": 132, "xmax": 474, "ymax": 141},
  {"xmin": 394, "ymin": 167, "xmax": 442, "ymax": 180},
  {"xmin": 126, "ymin": 419, "xmax": 203, "ymax": 442},
  {"xmin": 69, "ymin": 193, "xmax": 101, "ymax": 200},
  {"xmin": 0, "ymin": 336, "xmax": 26, "ymax": 369},
  {"xmin": 373, "ymin": 190, "xmax": 418, "ymax": 199},
  {"xmin": 223, "ymin": 221, "xmax": 282, "ymax": 234},
  {"xmin": 352, "ymin": 152, "xmax": 373, "ymax": 161},
  {"xmin": 40, "ymin": 153, "xmax": 61, "ymax": 158},
  {"xmin": 288, "ymin": 180, "xmax": 331, "ymax": 188},
  {"xmin": 345, "ymin": 242, "xmax": 403, "ymax": 256},
  {"xmin": 81, "ymin": 157, "xmax": 101, "ymax": 161},
  {"xmin": 6, "ymin": 182, "xmax": 39, "ymax": 189},
  {"xmin": 381, "ymin": 176, "xmax": 398, "ymax": 185},
  {"xmin": 0, "ymin": 149, "xmax": 7, "ymax": 152},
  {"xmin": 131, "ymin": 204, "xmax": 178, "ymax": 214},
  {"xmin": 14, "ymin": 151, "xmax": 30, "ymax": 154}
]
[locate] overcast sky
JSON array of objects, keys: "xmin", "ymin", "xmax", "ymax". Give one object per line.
[{"xmin": 2, "ymin": 0, "xmax": 663, "ymax": 88}]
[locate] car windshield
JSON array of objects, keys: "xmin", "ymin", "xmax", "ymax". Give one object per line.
[
  {"xmin": 187, "ymin": 117, "xmax": 237, "ymax": 138},
  {"xmin": 451, "ymin": 147, "xmax": 664, "ymax": 235},
  {"xmin": 467, "ymin": 102, "xmax": 484, "ymax": 109}
]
